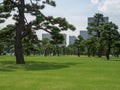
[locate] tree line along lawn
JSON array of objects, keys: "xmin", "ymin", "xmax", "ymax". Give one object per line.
[{"xmin": 0, "ymin": 56, "xmax": 120, "ymax": 90}]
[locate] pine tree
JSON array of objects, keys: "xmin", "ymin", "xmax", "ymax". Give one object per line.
[{"xmin": 0, "ymin": 0, "xmax": 75, "ymax": 64}]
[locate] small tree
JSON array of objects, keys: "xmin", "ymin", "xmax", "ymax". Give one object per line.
[
  {"xmin": 101, "ymin": 22, "xmax": 119, "ymax": 60},
  {"xmin": 51, "ymin": 33, "xmax": 65, "ymax": 56},
  {"xmin": 74, "ymin": 35, "xmax": 84, "ymax": 57},
  {"xmin": 84, "ymin": 36, "xmax": 97, "ymax": 57},
  {"xmin": 0, "ymin": 25, "xmax": 15, "ymax": 55},
  {"xmin": 112, "ymin": 41, "xmax": 120, "ymax": 57},
  {"xmin": 87, "ymin": 13, "xmax": 106, "ymax": 57}
]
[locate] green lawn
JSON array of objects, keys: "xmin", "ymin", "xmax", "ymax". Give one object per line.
[{"xmin": 0, "ymin": 56, "xmax": 120, "ymax": 90}]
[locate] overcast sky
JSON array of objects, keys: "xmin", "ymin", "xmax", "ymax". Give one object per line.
[{"xmin": 39, "ymin": 0, "xmax": 120, "ymax": 36}]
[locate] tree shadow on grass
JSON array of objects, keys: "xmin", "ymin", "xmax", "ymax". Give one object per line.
[
  {"xmin": 0, "ymin": 61, "xmax": 82, "ymax": 72},
  {"xmin": 104, "ymin": 58, "xmax": 120, "ymax": 62},
  {"xmin": 109, "ymin": 60, "xmax": 120, "ymax": 62}
]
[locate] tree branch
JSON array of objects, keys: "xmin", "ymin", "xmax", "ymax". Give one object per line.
[
  {"xmin": 9, "ymin": 0, "xmax": 18, "ymax": 7},
  {"xmin": 39, "ymin": 27, "xmax": 52, "ymax": 34},
  {"xmin": 29, "ymin": 0, "xmax": 46, "ymax": 19},
  {"xmin": 21, "ymin": 22, "xmax": 32, "ymax": 39}
]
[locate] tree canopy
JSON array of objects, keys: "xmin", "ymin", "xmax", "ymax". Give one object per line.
[{"xmin": 0, "ymin": 0, "xmax": 76, "ymax": 64}]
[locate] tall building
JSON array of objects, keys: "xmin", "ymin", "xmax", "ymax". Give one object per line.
[
  {"xmin": 88, "ymin": 17, "xmax": 109, "ymax": 25},
  {"xmin": 59, "ymin": 34, "xmax": 67, "ymax": 46},
  {"xmin": 80, "ymin": 30, "xmax": 90, "ymax": 39},
  {"xmin": 42, "ymin": 34, "xmax": 52, "ymax": 40},
  {"xmin": 42, "ymin": 33, "xmax": 67, "ymax": 46},
  {"xmin": 87, "ymin": 16, "xmax": 109, "ymax": 37},
  {"xmin": 69, "ymin": 36, "xmax": 76, "ymax": 45}
]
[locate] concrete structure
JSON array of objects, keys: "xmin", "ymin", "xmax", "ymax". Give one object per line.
[
  {"xmin": 69, "ymin": 36, "xmax": 76, "ymax": 45},
  {"xmin": 88, "ymin": 17, "xmax": 109, "ymax": 25},
  {"xmin": 80, "ymin": 30, "xmax": 90, "ymax": 39},
  {"xmin": 42, "ymin": 34, "xmax": 52, "ymax": 40},
  {"xmin": 42, "ymin": 33, "xmax": 67, "ymax": 46},
  {"xmin": 87, "ymin": 16, "xmax": 109, "ymax": 38}
]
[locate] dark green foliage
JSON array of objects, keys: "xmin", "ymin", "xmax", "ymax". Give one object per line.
[
  {"xmin": 87, "ymin": 13, "xmax": 105, "ymax": 36},
  {"xmin": 0, "ymin": 24, "xmax": 15, "ymax": 42},
  {"xmin": 84, "ymin": 37, "xmax": 97, "ymax": 57},
  {"xmin": 46, "ymin": 0, "xmax": 56, "ymax": 7},
  {"xmin": 74, "ymin": 35, "xmax": 84, "ymax": 57},
  {"xmin": 101, "ymin": 22, "xmax": 120, "ymax": 59},
  {"xmin": 112, "ymin": 40, "xmax": 120, "ymax": 57},
  {"xmin": 86, "ymin": 13, "xmax": 120, "ymax": 59},
  {"xmin": 87, "ymin": 13, "xmax": 107, "ymax": 57},
  {"xmin": 0, "ymin": 0, "xmax": 76, "ymax": 64},
  {"xmin": 0, "ymin": 0, "xmax": 14, "ymax": 24},
  {"xmin": 0, "ymin": 19, "xmax": 5, "ymax": 23},
  {"xmin": 0, "ymin": 24, "xmax": 15, "ymax": 55}
]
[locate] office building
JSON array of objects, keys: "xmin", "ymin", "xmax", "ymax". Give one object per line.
[
  {"xmin": 42, "ymin": 34, "xmax": 52, "ymax": 40},
  {"xmin": 69, "ymin": 36, "xmax": 76, "ymax": 45},
  {"xmin": 88, "ymin": 17, "xmax": 109, "ymax": 25},
  {"xmin": 80, "ymin": 30, "xmax": 90, "ymax": 39},
  {"xmin": 42, "ymin": 33, "xmax": 67, "ymax": 46},
  {"xmin": 87, "ymin": 16, "xmax": 109, "ymax": 37}
]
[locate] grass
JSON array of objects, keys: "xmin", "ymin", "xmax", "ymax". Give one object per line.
[{"xmin": 0, "ymin": 56, "xmax": 120, "ymax": 90}]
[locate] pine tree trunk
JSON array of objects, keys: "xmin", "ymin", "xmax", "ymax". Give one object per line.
[
  {"xmin": 53, "ymin": 50, "xmax": 56, "ymax": 56},
  {"xmin": 98, "ymin": 47, "xmax": 102, "ymax": 58},
  {"xmin": 98, "ymin": 39, "xmax": 102, "ymax": 58},
  {"xmin": 78, "ymin": 48, "xmax": 80, "ymax": 57},
  {"xmin": 56, "ymin": 45, "xmax": 60, "ymax": 56},
  {"xmin": 63, "ymin": 47, "xmax": 65, "ymax": 55},
  {"xmin": 15, "ymin": 37, "xmax": 25, "ymax": 64},
  {"xmin": 15, "ymin": 0, "xmax": 25, "ymax": 64},
  {"xmin": 44, "ymin": 48, "xmax": 47, "ymax": 56},
  {"xmin": 87, "ymin": 48, "xmax": 91, "ymax": 57},
  {"xmin": 106, "ymin": 44, "xmax": 111, "ymax": 60}
]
